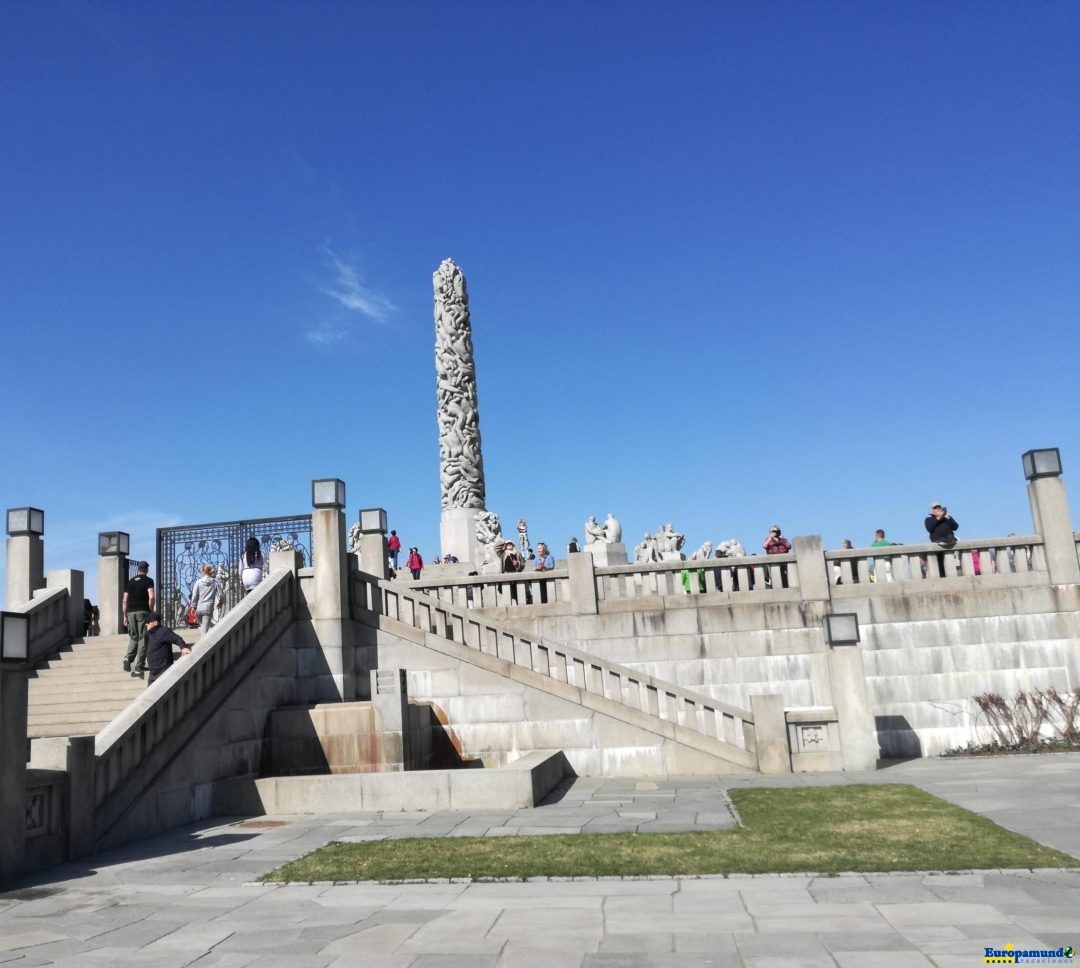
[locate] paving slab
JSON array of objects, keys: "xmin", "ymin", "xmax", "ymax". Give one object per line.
[{"xmin": 4, "ymin": 755, "xmax": 1080, "ymax": 964}]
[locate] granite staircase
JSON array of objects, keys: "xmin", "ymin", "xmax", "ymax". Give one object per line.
[{"xmin": 28, "ymin": 631, "xmax": 199, "ymax": 738}]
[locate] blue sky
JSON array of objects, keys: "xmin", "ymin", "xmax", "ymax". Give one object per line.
[{"xmin": 2, "ymin": 1, "xmax": 1078, "ymax": 595}]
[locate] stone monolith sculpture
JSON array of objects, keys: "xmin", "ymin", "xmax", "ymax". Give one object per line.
[{"xmin": 434, "ymin": 258, "xmax": 489, "ymax": 566}]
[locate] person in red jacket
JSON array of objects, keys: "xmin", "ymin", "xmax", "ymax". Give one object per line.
[
  {"xmin": 407, "ymin": 547, "xmax": 423, "ymax": 580},
  {"xmin": 387, "ymin": 530, "xmax": 402, "ymax": 569}
]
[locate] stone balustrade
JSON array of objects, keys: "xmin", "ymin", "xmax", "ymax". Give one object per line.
[
  {"xmin": 352, "ymin": 574, "xmax": 756, "ymax": 754},
  {"xmin": 12, "ymin": 586, "xmax": 70, "ymax": 665},
  {"xmin": 93, "ymin": 569, "xmax": 294, "ymax": 816},
  {"xmin": 825, "ymin": 535, "xmax": 1045, "ymax": 587},
  {"xmin": 595, "ymin": 552, "xmax": 800, "ymax": 602},
  {"xmin": 399, "ymin": 570, "xmax": 572, "ymax": 609},
  {"xmin": 393, "ymin": 534, "xmax": 1058, "ymax": 616}
]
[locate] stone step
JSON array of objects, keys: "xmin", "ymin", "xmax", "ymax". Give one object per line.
[
  {"xmin": 29, "ymin": 722, "xmax": 113, "ymax": 738},
  {"xmin": 29, "ymin": 708, "xmax": 134, "ymax": 726},
  {"xmin": 29, "ymin": 688, "xmax": 146, "ymax": 707}
]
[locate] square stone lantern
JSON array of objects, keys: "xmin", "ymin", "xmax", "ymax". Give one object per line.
[
  {"xmin": 6, "ymin": 508, "xmax": 44, "ymax": 537},
  {"xmin": 358, "ymin": 508, "xmax": 388, "ymax": 535},
  {"xmin": 0, "ymin": 611, "xmax": 29, "ymax": 666},
  {"xmin": 312, "ymin": 478, "xmax": 346, "ymax": 509},
  {"xmin": 824, "ymin": 612, "xmax": 860, "ymax": 647},
  {"xmin": 98, "ymin": 531, "xmax": 130, "ymax": 557},
  {"xmin": 1021, "ymin": 448, "xmax": 1062, "ymax": 481}
]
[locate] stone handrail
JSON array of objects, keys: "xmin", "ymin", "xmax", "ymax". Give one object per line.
[
  {"xmin": 353, "ymin": 573, "xmax": 756, "ymax": 753},
  {"xmin": 14, "ymin": 587, "xmax": 70, "ymax": 665},
  {"xmin": 594, "ymin": 553, "xmax": 800, "ymax": 601},
  {"xmin": 824, "ymin": 535, "xmax": 1046, "ymax": 585},
  {"xmin": 94, "ymin": 569, "xmax": 294, "ymax": 815},
  {"xmin": 399, "ymin": 569, "xmax": 571, "ymax": 609}
]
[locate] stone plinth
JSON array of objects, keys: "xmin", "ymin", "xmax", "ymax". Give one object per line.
[
  {"xmin": 584, "ymin": 542, "xmax": 629, "ymax": 567},
  {"xmin": 440, "ymin": 507, "xmax": 484, "ymax": 569}
]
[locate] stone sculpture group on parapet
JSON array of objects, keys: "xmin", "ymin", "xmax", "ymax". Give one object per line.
[
  {"xmin": 474, "ymin": 509, "xmax": 504, "ymax": 572},
  {"xmin": 584, "ymin": 513, "xmax": 622, "ymax": 545},
  {"xmin": 632, "ymin": 526, "xmax": 747, "ymax": 564},
  {"xmin": 434, "ymin": 258, "xmax": 486, "ymax": 513}
]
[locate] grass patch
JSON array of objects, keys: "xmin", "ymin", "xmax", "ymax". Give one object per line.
[{"xmin": 261, "ymin": 784, "xmax": 1075, "ymax": 882}]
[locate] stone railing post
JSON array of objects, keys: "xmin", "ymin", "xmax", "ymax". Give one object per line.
[
  {"xmin": 47, "ymin": 569, "xmax": 84, "ymax": 638},
  {"xmin": 66, "ymin": 736, "xmax": 96, "ymax": 860},
  {"xmin": 357, "ymin": 508, "xmax": 389, "ymax": 581},
  {"xmin": 270, "ymin": 548, "xmax": 303, "ymax": 576},
  {"xmin": 567, "ymin": 552, "xmax": 598, "ymax": 615},
  {"xmin": 311, "ymin": 479, "xmax": 353, "ymax": 701},
  {"xmin": 749, "ymin": 694, "xmax": 791, "ymax": 774},
  {"xmin": 1024, "ymin": 449, "xmax": 1080, "ymax": 585},
  {"xmin": 370, "ymin": 668, "xmax": 409, "ymax": 770},
  {"xmin": 0, "ymin": 667, "xmax": 29, "ymax": 882},
  {"xmin": 823, "ymin": 614, "xmax": 878, "ymax": 771},
  {"xmin": 5, "ymin": 507, "xmax": 45, "ymax": 609},
  {"xmin": 792, "ymin": 535, "xmax": 830, "ymax": 602}
]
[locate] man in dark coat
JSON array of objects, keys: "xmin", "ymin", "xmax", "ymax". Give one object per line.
[
  {"xmin": 143, "ymin": 612, "xmax": 190, "ymax": 686},
  {"xmin": 924, "ymin": 503, "xmax": 960, "ymax": 578}
]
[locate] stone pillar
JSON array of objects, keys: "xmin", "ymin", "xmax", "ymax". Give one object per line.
[
  {"xmin": 827, "ymin": 642, "xmax": 878, "ymax": 771},
  {"xmin": 270, "ymin": 548, "xmax": 303, "ymax": 576},
  {"xmin": 5, "ymin": 508, "xmax": 45, "ymax": 609},
  {"xmin": 66, "ymin": 736, "xmax": 96, "ymax": 861},
  {"xmin": 1028, "ymin": 476, "xmax": 1080, "ymax": 585},
  {"xmin": 47, "ymin": 569, "xmax": 85, "ymax": 638},
  {"xmin": 434, "ymin": 259, "xmax": 489, "ymax": 567},
  {"xmin": 98, "ymin": 555, "xmax": 127, "ymax": 636},
  {"xmin": 370, "ymin": 668, "xmax": 409, "ymax": 770},
  {"xmin": 749, "ymin": 693, "xmax": 791, "ymax": 774},
  {"xmin": 567, "ymin": 552, "xmax": 598, "ymax": 616},
  {"xmin": 792, "ymin": 535, "xmax": 830, "ymax": 603},
  {"xmin": 0, "ymin": 668, "xmax": 28, "ymax": 882},
  {"xmin": 356, "ymin": 508, "xmax": 389, "ymax": 580},
  {"xmin": 312, "ymin": 504, "xmax": 353, "ymax": 701}
]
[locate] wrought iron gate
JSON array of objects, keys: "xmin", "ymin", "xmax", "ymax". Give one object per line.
[{"xmin": 156, "ymin": 514, "xmax": 312, "ymax": 628}]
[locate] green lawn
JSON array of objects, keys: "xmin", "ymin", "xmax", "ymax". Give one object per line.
[{"xmin": 261, "ymin": 784, "xmax": 1076, "ymax": 882}]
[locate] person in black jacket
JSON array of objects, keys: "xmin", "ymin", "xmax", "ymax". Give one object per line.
[
  {"xmin": 924, "ymin": 503, "xmax": 960, "ymax": 578},
  {"xmin": 143, "ymin": 612, "xmax": 190, "ymax": 685}
]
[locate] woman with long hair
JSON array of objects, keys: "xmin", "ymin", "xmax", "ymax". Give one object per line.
[{"xmin": 239, "ymin": 536, "xmax": 266, "ymax": 594}]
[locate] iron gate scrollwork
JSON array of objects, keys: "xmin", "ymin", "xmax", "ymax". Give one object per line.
[{"xmin": 157, "ymin": 514, "xmax": 312, "ymax": 628}]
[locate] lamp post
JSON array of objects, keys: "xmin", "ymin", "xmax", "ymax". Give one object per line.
[
  {"xmin": 98, "ymin": 530, "xmax": 131, "ymax": 635},
  {"xmin": 1022, "ymin": 447, "xmax": 1080, "ymax": 585},
  {"xmin": 5, "ymin": 507, "xmax": 45, "ymax": 609}
]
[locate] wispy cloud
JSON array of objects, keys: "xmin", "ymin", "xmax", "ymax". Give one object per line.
[
  {"xmin": 304, "ymin": 322, "xmax": 349, "ymax": 346},
  {"xmin": 320, "ymin": 251, "xmax": 395, "ymax": 323}
]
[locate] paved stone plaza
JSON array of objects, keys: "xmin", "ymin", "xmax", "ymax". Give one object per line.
[{"xmin": 1, "ymin": 755, "xmax": 1077, "ymax": 967}]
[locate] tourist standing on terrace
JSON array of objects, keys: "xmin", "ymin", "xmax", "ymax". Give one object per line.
[
  {"xmin": 239, "ymin": 536, "xmax": 266, "ymax": 594},
  {"xmin": 534, "ymin": 543, "xmax": 554, "ymax": 571},
  {"xmin": 870, "ymin": 529, "xmax": 896, "ymax": 582},
  {"xmin": 387, "ymin": 530, "xmax": 402, "ymax": 569},
  {"xmin": 567, "ymin": 537, "xmax": 580, "ymax": 555},
  {"xmin": 190, "ymin": 565, "xmax": 225, "ymax": 637},
  {"xmin": 122, "ymin": 560, "xmax": 155, "ymax": 676},
  {"xmin": 407, "ymin": 546, "xmax": 424, "ymax": 580},
  {"xmin": 762, "ymin": 525, "xmax": 792, "ymax": 588},
  {"xmin": 924, "ymin": 503, "xmax": 959, "ymax": 578}
]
